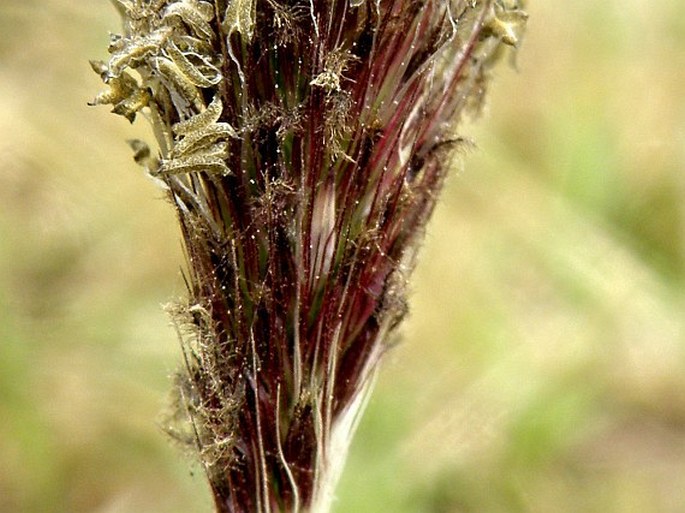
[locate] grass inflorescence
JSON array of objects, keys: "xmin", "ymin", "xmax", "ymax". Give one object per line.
[{"xmin": 91, "ymin": 0, "xmax": 526, "ymax": 511}]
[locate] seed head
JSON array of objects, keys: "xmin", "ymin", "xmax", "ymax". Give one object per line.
[{"xmin": 92, "ymin": 1, "xmax": 526, "ymax": 511}]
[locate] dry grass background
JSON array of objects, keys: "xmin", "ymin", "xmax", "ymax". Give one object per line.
[{"xmin": 1, "ymin": 1, "xmax": 684, "ymax": 512}]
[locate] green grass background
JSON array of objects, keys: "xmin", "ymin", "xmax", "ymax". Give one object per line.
[{"xmin": 1, "ymin": 1, "xmax": 684, "ymax": 512}]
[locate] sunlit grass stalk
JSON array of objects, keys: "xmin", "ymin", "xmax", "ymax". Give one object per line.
[{"xmin": 91, "ymin": 0, "xmax": 525, "ymax": 511}]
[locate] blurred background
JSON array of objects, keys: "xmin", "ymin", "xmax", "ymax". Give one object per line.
[{"xmin": 1, "ymin": 1, "xmax": 684, "ymax": 512}]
